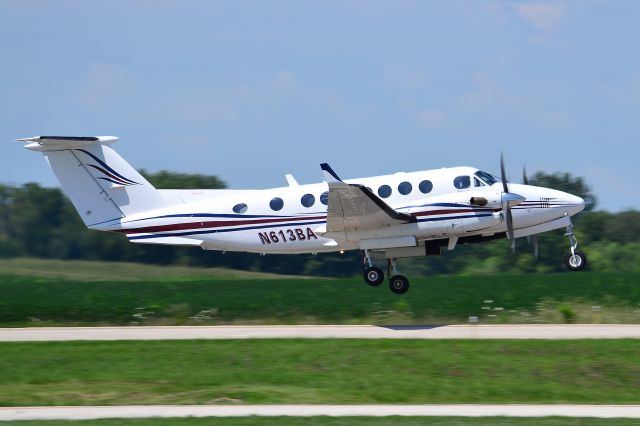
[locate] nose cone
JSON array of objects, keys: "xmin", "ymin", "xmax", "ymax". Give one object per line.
[
  {"xmin": 564, "ymin": 193, "xmax": 585, "ymax": 216},
  {"xmin": 503, "ymin": 192, "xmax": 526, "ymax": 206}
]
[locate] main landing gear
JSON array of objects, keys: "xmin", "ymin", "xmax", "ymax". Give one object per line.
[
  {"xmin": 564, "ymin": 215, "xmax": 587, "ymax": 271},
  {"xmin": 362, "ymin": 250, "xmax": 410, "ymax": 294}
]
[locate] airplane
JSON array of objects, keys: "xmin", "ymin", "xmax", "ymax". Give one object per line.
[{"xmin": 18, "ymin": 135, "xmax": 587, "ymax": 294}]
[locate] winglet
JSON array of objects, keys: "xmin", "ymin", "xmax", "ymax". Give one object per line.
[{"xmin": 320, "ymin": 163, "xmax": 343, "ymax": 184}]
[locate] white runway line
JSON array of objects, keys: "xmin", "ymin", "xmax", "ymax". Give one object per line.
[
  {"xmin": 2, "ymin": 405, "xmax": 640, "ymax": 421},
  {"xmin": 2, "ymin": 324, "xmax": 640, "ymax": 341}
]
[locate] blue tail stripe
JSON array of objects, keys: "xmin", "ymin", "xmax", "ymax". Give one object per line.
[{"xmin": 76, "ymin": 149, "xmax": 137, "ymax": 184}]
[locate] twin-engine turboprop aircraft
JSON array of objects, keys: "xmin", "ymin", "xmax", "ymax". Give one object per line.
[{"xmin": 18, "ymin": 135, "xmax": 587, "ymax": 294}]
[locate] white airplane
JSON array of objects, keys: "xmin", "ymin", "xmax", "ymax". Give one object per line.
[{"xmin": 18, "ymin": 135, "xmax": 587, "ymax": 294}]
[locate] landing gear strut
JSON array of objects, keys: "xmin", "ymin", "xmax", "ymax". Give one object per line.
[
  {"xmin": 362, "ymin": 250, "xmax": 384, "ymax": 286},
  {"xmin": 387, "ymin": 258, "xmax": 410, "ymax": 295},
  {"xmin": 564, "ymin": 215, "xmax": 587, "ymax": 271}
]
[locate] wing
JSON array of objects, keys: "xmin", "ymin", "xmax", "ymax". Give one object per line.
[{"xmin": 321, "ymin": 163, "xmax": 416, "ymax": 233}]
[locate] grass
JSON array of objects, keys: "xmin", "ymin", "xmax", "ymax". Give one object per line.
[
  {"xmin": 2, "ymin": 418, "xmax": 640, "ymax": 426},
  {"xmin": 0, "ymin": 258, "xmax": 304, "ymax": 281},
  {"xmin": 0, "ymin": 263, "xmax": 639, "ymax": 325},
  {"xmin": 1, "ymin": 339, "xmax": 640, "ymax": 406}
]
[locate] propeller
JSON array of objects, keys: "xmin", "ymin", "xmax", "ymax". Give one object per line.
[
  {"xmin": 500, "ymin": 153, "xmax": 516, "ymax": 251},
  {"xmin": 522, "ymin": 166, "xmax": 539, "ymax": 258}
]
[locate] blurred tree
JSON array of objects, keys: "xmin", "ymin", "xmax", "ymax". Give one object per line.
[
  {"xmin": 604, "ymin": 210, "xmax": 640, "ymax": 243},
  {"xmin": 140, "ymin": 170, "xmax": 226, "ymax": 189}
]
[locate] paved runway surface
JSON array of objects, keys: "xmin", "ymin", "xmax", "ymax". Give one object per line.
[
  {"xmin": 2, "ymin": 405, "xmax": 640, "ymax": 420},
  {"xmin": 2, "ymin": 324, "xmax": 640, "ymax": 341}
]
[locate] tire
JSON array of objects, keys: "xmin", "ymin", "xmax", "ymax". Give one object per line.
[
  {"xmin": 363, "ymin": 267, "xmax": 384, "ymax": 286},
  {"xmin": 565, "ymin": 250, "xmax": 587, "ymax": 271},
  {"xmin": 389, "ymin": 275, "xmax": 410, "ymax": 294}
]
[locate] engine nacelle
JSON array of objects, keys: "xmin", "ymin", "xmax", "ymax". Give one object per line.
[
  {"xmin": 468, "ymin": 192, "xmax": 502, "ymax": 209},
  {"xmin": 426, "ymin": 191, "xmax": 503, "ymax": 210}
]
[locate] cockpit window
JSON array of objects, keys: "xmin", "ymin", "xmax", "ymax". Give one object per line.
[
  {"xmin": 453, "ymin": 176, "xmax": 471, "ymax": 189},
  {"xmin": 475, "ymin": 171, "xmax": 499, "ymax": 185},
  {"xmin": 474, "ymin": 177, "xmax": 485, "ymax": 187}
]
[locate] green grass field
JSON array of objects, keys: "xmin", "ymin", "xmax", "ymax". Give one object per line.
[
  {"xmin": 1, "ymin": 339, "xmax": 640, "ymax": 406},
  {"xmin": 1, "ymin": 259, "xmax": 639, "ymax": 325},
  {"xmin": 3, "ymin": 417, "xmax": 640, "ymax": 426},
  {"xmin": 0, "ymin": 258, "xmax": 304, "ymax": 281}
]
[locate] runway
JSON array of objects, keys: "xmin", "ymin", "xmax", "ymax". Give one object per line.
[
  {"xmin": 2, "ymin": 324, "xmax": 640, "ymax": 341},
  {"xmin": 2, "ymin": 405, "xmax": 640, "ymax": 420}
]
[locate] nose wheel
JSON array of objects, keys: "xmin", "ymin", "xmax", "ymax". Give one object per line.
[
  {"xmin": 565, "ymin": 250, "xmax": 587, "ymax": 271},
  {"xmin": 564, "ymin": 216, "xmax": 587, "ymax": 271}
]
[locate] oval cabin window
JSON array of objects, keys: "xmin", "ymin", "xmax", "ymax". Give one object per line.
[
  {"xmin": 419, "ymin": 180, "xmax": 433, "ymax": 194},
  {"xmin": 270, "ymin": 197, "xmax": 284, "ymax": 211},
  {"xmin": 233, "ymin": 203, "xmax": 248, "ymax": 214},
  {"xmin": 301, "ymin": 194, "xmax": 315, "ymax": 208},
  {"xmin": 398, "ymin": 181, "xmax": 412, "ymax": 195},
  {"xmin": 377, "ymin": 185, "xmax": 392, "ymax": 198}
]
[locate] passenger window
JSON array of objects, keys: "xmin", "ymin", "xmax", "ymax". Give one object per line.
[
  {"xmin": 301, "ymin": 194, "xmax": 315, "ymax": 208},
  {"xmin": 378, "ymin": 184, "xmax": 392, "ymax": 198},
  {"xmin": 454, "ymin": 176, "xmax": 471, "ymax": 189},
  {"xmin": 474, "ymin": 177, "xmax": 485, "ymax": 187},
  {"xmin": 232, "ymin": 203, "xmax": 248, "ymax": 214},
  {"xmin": 320, "ymin": 191, "xmax": 329, "ymax": 205},
  {"xmin": 419, "ymin": 180, "xmax": 433, "ymax": 194},
  {"xmin": 398, "ymin": 181, "xmax": 412, "ymax": 195},
  {"xmin": 270, "ymin": 197, "xmax": 284, "ymax": 211}
]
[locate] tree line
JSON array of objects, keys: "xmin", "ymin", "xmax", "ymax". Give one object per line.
[{"xmin": 0, "ymin": 170, "xmax": 638, "ymax": 276}]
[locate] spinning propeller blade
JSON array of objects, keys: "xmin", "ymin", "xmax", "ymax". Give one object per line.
[
  {"xmin": 501, "ymin": 153, "xmax": 515, "ymax": 251},
  {"xmin": 500, "ymin": 153, "xmax": 509, "ymax": 194}
]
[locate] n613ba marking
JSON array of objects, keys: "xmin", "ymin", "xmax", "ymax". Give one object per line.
[{"xmin": 259, "ymin": 228, "xmax": 319, "ymax": 245}]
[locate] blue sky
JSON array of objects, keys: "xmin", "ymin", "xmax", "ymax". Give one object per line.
[{"xmin": 1, "ymin": 0, "xmax": 638, "ymax": 211}]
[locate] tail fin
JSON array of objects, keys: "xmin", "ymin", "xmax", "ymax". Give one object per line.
[{"xmin": 19, "ymin": 136, "xmax": 166, "ymax": 227}]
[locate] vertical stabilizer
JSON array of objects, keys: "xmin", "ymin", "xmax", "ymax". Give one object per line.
[{"xmin": 19, "ymin": 136, "xmax": 166, "ymax": 227}]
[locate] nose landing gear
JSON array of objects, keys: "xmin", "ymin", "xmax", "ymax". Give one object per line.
[
  {"xmin": 361, "ymin": 251, "xmax": 410, "ymax": 294},
  {"xmin": 564, "ymin": 216, "xmax": 587, "ymax": 271}
]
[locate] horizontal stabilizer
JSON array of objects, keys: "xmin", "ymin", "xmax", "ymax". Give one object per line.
[{"xmin": 18, "ymin": 136, "xmax": 118, "ymax": 152}]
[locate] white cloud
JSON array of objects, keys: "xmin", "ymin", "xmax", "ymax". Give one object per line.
[{"xmin": 512, "ymin": 1, "xmax": 566, "ymax": 32}]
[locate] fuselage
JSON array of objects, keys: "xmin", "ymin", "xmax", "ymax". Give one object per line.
[{"xmin": 98, "ymin": 166, "xmax": 585, "ymax": 254}]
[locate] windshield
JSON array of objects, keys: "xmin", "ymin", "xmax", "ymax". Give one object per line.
[{"xmin": 475, "ymin": 170, "xmax": 500, "ymax": 185}]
